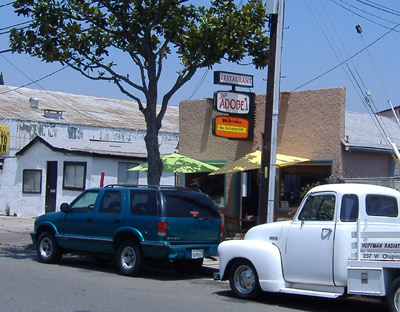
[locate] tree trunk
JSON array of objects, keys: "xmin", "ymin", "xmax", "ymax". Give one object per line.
[{"xmin": 144, "ymin": 98, "xmax": 163, "ymax": 186}]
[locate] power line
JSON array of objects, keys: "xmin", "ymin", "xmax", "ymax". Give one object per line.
[
  {"xmin": 0, "ymin": 2, "xmax": 13, "ymax": 8},
  {"xmin": 356, "ymin": 0, "xmax": 400, "ymax": 16},
  {"xmin": 292, "ymin": 20, "xmax": 400, "ymax": 91},
  {"xmin": 0, "ymin": 66, "xmax": 67, "ymax": 95},
  {"xmin": 330, "ymin": 0, "xmax": 400, "ymax": 32},
  {"xmin": 1, "ymin": 53, "xmax": 45, "ymax": 89},
  {"xmin": 0, "ymin": 21, "xmax": 32, "ymax": 32}
]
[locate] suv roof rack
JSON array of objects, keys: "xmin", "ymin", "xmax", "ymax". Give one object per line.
[{"xmin": 104, "ymin": 184, "xmax": 201, "ymax": 192}]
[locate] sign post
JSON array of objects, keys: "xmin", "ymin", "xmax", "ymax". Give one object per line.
[{"xmin": 212, "ymin": 71, "xmax": 255, "ymax": 141}]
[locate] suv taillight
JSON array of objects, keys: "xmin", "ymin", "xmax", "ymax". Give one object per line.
[
  {"xmin": 158, "ymin": 220, "xmax": 167, "ymax": 236},
  {"xmin": 220, "ymin": 220, "xmax": 224, "ymax": 239}
]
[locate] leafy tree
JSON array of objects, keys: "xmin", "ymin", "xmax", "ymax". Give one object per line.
[{"xmin": 10, "ymin": 0, "xmax": 269, "ymax": 185}]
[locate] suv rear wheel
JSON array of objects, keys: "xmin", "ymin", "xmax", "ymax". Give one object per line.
[{"xmin": 117, "ymin": 240, "xmax": 144, "ymax": 276}]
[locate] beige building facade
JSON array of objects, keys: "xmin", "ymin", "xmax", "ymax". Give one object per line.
[{"xmin": 179, "ymin": 87, "xmax": 398, "ymax": 221}]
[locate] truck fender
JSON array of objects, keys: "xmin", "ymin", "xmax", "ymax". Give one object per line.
[{"xmin": 218, "ymin": 239, "xmax": 285, "ymax": 292}]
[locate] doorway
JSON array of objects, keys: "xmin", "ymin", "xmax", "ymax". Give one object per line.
[{"xmin": 45, "ymin": 161, "xmax": 57, "ymax": 213}]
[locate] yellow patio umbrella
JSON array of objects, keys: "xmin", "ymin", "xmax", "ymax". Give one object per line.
[
  {"xmin": 129, "ymin": 153, "xmax": 219, "ymax": 173},
  {"xmin": 209, "ymin": 150, "xmax": 309, "ymax": 175}
]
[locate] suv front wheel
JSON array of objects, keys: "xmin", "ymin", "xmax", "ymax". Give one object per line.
[
  {"xmin": 117, "ymin": 240, "xmax": 144, "ymax": 277},
  {"xmin": 37, "ymin": 232, "xmax": 62, "ymax": 264}
]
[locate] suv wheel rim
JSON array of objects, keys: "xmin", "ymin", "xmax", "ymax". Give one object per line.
[
  {"xmin": 39, "ymin": 237, "xmax": 53, "ymax": 258},
  {"xmin": 121, "ymin": 246, "xmax": 136, "ymax": 269},
  {"xmin": 234, "ymin": 264, "xmax": 256, "ymax": 294}
]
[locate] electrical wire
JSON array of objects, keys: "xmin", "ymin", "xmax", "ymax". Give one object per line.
[
  {"xmin": 187, "ymin": 69, "xmax": 209, "ymax": 100},
  {"xmin": 0, "ymin": 66, "xmax": 67, "ymax": 95},
  {"xmin": 298, "ymin": 0, "xmax": 400, "ymax": 152},
  {"xmin": 330, "ymin": 0, "xmax": 400, "ymax": 32},
  {"xmin": 0, "ymin": 2, "xmax": 13, "ymax": 8}
]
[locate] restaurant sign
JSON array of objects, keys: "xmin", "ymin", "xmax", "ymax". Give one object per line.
[
  {"xmin": 213, "ymin": 71, "xmax": 253, "ymax": 88},
  {"xmin": 214, "ymin": 91, "xmax": 254, "ymax": 115},
  {"xmin": 0, "ymin": 125, "xmax": 10, "ymax": 154},
  {"xmin": 212, "ymin": 116, "xmax": 252, "ymax": 140}
]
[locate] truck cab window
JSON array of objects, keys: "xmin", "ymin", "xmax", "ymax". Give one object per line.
[
  {"xmin": 340, "ymin": 194, "xmax": 359, "ymax": 222},
  {"xmin": 366, "ymin": 195, "xmax": 398, "ymax": 217},
  {"xmin": 298, "ymin": 194, "xmax": 335, "ymax": 221}
]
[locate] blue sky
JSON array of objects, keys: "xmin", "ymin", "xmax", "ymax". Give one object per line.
[{"xmin": 1, "ymin": 0, "xmax": 399, "ymax": 113}]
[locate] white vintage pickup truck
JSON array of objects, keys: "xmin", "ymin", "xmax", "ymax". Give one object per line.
[{"xmin": 218, "ymin": 183, "xmax": 400, "ymax": 312}]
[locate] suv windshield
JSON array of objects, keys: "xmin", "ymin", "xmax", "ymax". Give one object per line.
[{"xmin": 163, "ymin": 191, "xmax": 220, "ymax": 219}]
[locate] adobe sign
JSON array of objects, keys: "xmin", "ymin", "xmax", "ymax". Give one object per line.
[{"xmin": 214, "ymin": 91, "xmax": 252, "ymax": 115}]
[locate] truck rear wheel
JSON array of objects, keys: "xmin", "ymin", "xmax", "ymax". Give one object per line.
[
  {"xmin": 387, "ymin": 276, "xmax": 400, "ymax": 312},
  {"xmin": 229, "ymin": 259, "xmax": 261, "ymax": 299}
]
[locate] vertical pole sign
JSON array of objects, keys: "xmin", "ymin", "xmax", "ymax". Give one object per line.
[
  {"xmin": 212, "ymin": 71, "xmax": 255, "ymax": 141},
  {"xmin": 0, "ymin": 125, "xmax": 10, "ymax": 154}
]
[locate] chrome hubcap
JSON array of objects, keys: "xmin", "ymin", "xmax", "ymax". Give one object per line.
[
  {"xmin": 394, "ymin": 287, "xmax": 400, "ymax": 311},
  {"xmin": 121, "ymin": 246, "xmax": 136, "ymax": 269},
  {"xmin": 234, "ymin": 264, "xmax": 256, "ymax": 293},
  {"xmin": 40, "ymin": 237, "xmax": 53, "ymax": 258}
]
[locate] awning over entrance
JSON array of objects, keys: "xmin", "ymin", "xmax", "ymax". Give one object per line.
[{"xmin": 209, "ymin": 150, "xmax": 309, "ymax": 175}]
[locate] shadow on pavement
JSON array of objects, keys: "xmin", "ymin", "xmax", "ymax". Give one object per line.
[
  {"xmin": 0, "ymin": 247, "xmax": 218, "ymax": 282},
  {"xmin": 0, "ymin": 246, "xmax": 36, "ymax": 260},
  {"xmin": 213, "ymin": 289, "xmax": 387, "ymax": 312}
]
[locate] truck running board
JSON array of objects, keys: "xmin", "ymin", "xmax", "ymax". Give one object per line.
[{"xmin": 280, "ymin": 288, "xmax": 342, "ymax": 298}]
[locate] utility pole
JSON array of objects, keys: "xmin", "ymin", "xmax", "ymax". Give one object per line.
[{"xmin": 258, "ymin": 0, "xmax": 285, "ymax": 224}]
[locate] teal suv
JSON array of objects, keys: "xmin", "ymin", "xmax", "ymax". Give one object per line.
[{"xmin": 31, "ymin": 185, "xmax": 222, "ymax": 276}]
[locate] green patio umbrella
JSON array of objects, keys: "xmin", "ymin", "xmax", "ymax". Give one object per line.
[{"xmin": 129, "ymin": 153, "xmax": 219, "ymax": 173}]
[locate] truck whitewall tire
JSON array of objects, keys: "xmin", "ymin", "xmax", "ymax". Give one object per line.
[
  {"xmin": 229, "ymin": 259, "xmax": 262, "ymax": 299},
  {"xmin": 387, "ymin": 277, "xmax": 400, "ymax": 312}
]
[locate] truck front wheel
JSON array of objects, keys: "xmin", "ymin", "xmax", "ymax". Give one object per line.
[
  {"xmin": 387, "ymin": 276, "xmax": 400, "ymax": 312},
  {"xmin": 229, "ymin": 259, "xmax": 261, "ymax": 299}
]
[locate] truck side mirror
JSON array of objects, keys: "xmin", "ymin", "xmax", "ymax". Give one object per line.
[{"xmin": 60, "ymin": 203, "xmax": 71, "ymax": 213}]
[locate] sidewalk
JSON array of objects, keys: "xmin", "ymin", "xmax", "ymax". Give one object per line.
[
  {"xmin": 0, "ymin": 215, "xmax": 34, "ymax": 248},
  {"xmin": 0, "ymin": 215, "xmax": 219, "ymax": 269}
]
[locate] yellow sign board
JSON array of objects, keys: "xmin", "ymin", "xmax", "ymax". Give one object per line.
[
  {"xmin": 213, "ymin": 116, "xmax": 250, "ymax": 140},
  {"xmin": 0, "ymin": 125, "xmax": 10, "ymax": 154}
]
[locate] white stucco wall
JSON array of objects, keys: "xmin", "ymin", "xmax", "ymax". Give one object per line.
[{"xmin": 0, "ymin": 143, "xmax": 175, "ymax": 217}]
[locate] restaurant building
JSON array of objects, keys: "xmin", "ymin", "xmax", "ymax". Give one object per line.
[{"xmin": 178, "ymin": 86, "xmax": 400, "ymax": 222}]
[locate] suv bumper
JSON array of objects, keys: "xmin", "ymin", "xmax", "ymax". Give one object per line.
[
  {"xmin": 168, "ymin": 244, "xmax": 218, "ymax": 260},
  {"xmin": 141, "ymin": 241, "xmax": 219, "ymax": 260}
]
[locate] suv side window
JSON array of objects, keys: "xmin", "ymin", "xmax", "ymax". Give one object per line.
[
  {"xmin": 298, "ymin": 193, "xmax": 335, "ymax": 221},
  {"xmin": 99, "ymin": 190, "xmax": 121, "ymax": 214},
  {"xmin": 164, "ymin": 191, "xmax": 219, "ymax": 218},
  {"xmin": 130, "ymin": 190, "xmax": 157, "ymax": 216},
  {"xmin": 70, "ymin": 190, "xmax": 99, "ymax": 213},
  {"xmin": 366, "ymin": 194, "xmax": 398, "ymax": 217}
]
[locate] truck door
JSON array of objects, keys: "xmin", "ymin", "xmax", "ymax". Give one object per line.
[{"xmin": 283, "ymin": 192, "xmax": 336, "ymax": 286}]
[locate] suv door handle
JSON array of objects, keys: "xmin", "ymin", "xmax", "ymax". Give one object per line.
[
  {"xmin": 115, "ymin": 219, "xmax": 121, "ymax": 224},
  {"xmin": 87, "ymin": 218, "xmax": 93, "ymax": 222}
]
